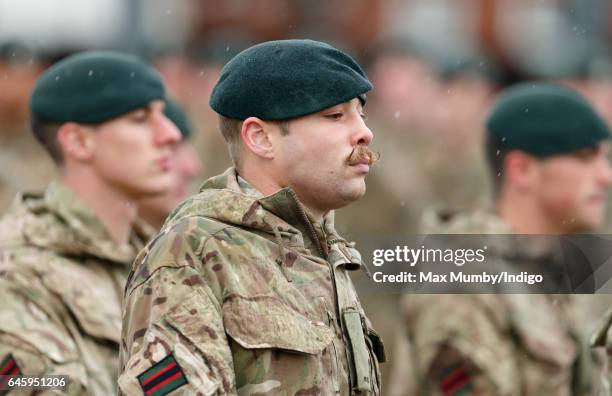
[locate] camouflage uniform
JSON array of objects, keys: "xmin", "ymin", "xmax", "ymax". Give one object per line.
[
  {"xmin": 0, "ymin": 182, "xmax": 152, "ymax": 395},
  {"xmin": 119, "ymin": 168, "xmax": 386, "ymax": 395},
  {"xmin": 394, "ymin": 210, "xmax": 593, "ymax": 396},
  {"xmin": 591, "ymin": 308, "xmax": 612, "ymax": 395}
]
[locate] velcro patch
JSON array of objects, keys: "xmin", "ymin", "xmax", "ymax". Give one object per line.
[
  {"xmin": 439, "ymin": 363, "xmax": 474, "ymax": 396},
  {"xmin": 137, "ymin": 353, "xmax": 188, "ymax": 396},
  {"xmin": 0, "ymin": 354, "xmax": 22, "ymax": 396}
]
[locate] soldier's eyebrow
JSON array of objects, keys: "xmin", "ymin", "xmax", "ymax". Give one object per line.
[{"xmin": 572, "ymin": 147, "xmax": 599, "ymax": 159}]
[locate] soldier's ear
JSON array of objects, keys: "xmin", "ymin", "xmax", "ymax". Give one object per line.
[
  {"xmin": 504, "ymin": 150, "xmax": 536, "ymax": 191},
  {"xmin": 241, "ymin": 117, "xmax": 275, "ymax": 160},
  {"xmin": 56, "ymin": 123, "xmax": 95, "ymax": 162}
]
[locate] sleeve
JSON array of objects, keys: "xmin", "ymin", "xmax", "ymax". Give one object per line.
[
  {"xmin": 402, "ymin": 294, "xmax": 518, "ymax": 396},
  {"xmin": 0, "ymin": 280, "xmax": 89, "ymax": 395},
  {"xmin": 119, "ymin": 230, "xmax": 237, "ymax": 396}
]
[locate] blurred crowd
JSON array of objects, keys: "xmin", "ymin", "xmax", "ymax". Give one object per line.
[{"xmin": 2, "ymin": 0, "xmax": 612, "ymax": 389}]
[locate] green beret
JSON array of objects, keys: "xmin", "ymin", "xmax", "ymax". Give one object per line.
[
  {"xmin": 30, "ymin": 51, "xmax": 165, "ymax": 124},
  {"xmin": 164, "ymin": 98, "xmax": 193, "ymax": 139},
  {"xmin": 486, "ymin": 82, "xmax": 610, "ymax": 157},
  {"xmin": 209, "ymin": 39, "xmax": 372, "ymax": 120}
]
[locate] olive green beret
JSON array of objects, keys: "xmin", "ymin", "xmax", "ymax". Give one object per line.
[
  {"xmin": 30, "ymin": 51, "xmax": 165, "ymax": 124},
  {"xmin": 164, "ymin": 98, "xmax": 193, "ymax": 139},
  {"xmin": 486, "ymin": 82, "xmax": 610, "ymax": 157},
  {"xmin": 209, "ymin": 39, "xmax": 372, "ymax": 120}
]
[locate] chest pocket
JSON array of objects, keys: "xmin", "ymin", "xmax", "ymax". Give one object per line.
[
  {"xmin": 506, "ymin": 295, "xmax": 578, "ymax": 395},
  {"xmin": 223, "ymin": 294, "xmax": 337, "ymax": 394}
]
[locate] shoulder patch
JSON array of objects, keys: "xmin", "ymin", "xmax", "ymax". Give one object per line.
[
  {"xmin": 0, "ymin": 354, "xmax": 22, "ymax": 395},
  {"xmin": 439, "ymin": 363, "xmax": 474, "ymax": 396},
  {"xmin": 137, "ymin": 353, "xmax": 188, "ymax": 396}
]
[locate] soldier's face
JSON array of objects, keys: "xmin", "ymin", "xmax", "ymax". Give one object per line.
[
  {"xmin": 88, "ymin": 100, "xmax": 182, "ymax": 199},
  {"xmin": 533, "ymin": 142, "xmax": 612, "ymax": 232},
  {"xmin": 272, "ymin": 98, "xmax": 375, "ymax": 214}
]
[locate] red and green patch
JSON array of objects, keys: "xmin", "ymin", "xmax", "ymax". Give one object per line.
[
  {"xmin": 137, "ymin": 353, "xmax": 188, "ymax": 396},
  {"xmin": 0, "ymin": 354, "xmax": 22, "ymax": 395},
  {"xmin": 439, "ymin": 363, "xmax": 474, "ymax": 396}
]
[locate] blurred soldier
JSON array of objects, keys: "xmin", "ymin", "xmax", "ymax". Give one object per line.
[
  {"xmin": 591, "ymin": 308, "xmax": 612, "ymax": 395},
  {"xmin": 138, "ymin": 98, "xmax": 203, "ymax": 230},
  {"xmin": 119, "ymin": 39, "xmax": 386, "ymax": 395},
  {"xmin": 0, "ymin": 51, "xmax": 181, "ymax": 394},
  {"xmin": 395, "ymin": 83, "xmax": 612, "ymax": 396}
]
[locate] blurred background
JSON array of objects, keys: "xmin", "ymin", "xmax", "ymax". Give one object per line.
[{"xmin": 2, "ymin": 0, "xmax": 612, "ymax": 390}]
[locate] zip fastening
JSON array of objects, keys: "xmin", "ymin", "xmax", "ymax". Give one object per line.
[
  {"xmin": 287, "ymin": 190, "xmax": 326, "ymax": 259},
  {"xmin": 286, "ymin": 190, "xmax": 351, "ymax": 389}
]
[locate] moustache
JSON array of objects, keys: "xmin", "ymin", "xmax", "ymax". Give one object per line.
[{"xmin": 347, "ymin": 145, "xmax": 380, "ymax": 166}]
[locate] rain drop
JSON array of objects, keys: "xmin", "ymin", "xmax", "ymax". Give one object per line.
[
  {"xmin": 88, "ymin": 70, "xmax": 93, "ymax": 76},
  {"xmin": 394, "ymin": 111, "xmax": 400, "ymax": 119}
]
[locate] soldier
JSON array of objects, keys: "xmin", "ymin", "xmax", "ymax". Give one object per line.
[
  {"xmin": 591, "ymin": 308, "xmax": 612, "ymax": 396},
  {"xmin": 119, "ymin": 39, "xmax": 386, "ymax": 395},
  {"xmin": 0, "ymin": 51, "xmax": 181, "ymax": 394},
  {"xmin": 138, "ymin": 98, "xmax": 203, "ymax": 230},
  {"xmin": 394, "ymin": 83, "xmax": 612, "ymax": 396}
]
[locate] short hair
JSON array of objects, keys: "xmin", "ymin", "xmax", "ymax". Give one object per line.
[
  {"xmin": 484, "ymin": 133, "xmax": 507, "ymax": 196},
  {"xmin": 30, "ymin": 115, "xmax": 64, "ymax": 164},
  {"xmin": 217, "ymin": 115, "xmax": 291, "ymax": 169}
]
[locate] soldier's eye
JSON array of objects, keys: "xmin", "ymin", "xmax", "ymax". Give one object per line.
[
  {"xmin": 130, "ymin": 110, "xmax": 148, "ymax": 123},
  {"xmin": 325, "ymin": 113, "xmax": 343, "ymax": 120},
  {"xmin": 360, "ymin": 113, "xmax": 368, "ymax": 121}
]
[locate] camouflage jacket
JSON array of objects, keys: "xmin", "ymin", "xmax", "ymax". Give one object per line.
[
  {"xmin": 398, "ymin": 210, "xmax": 592, "ymax": 396},
  {"xmin": 591, "ymin": 308, "xmax": 612, "ymax": 396},
  {"xmin": 119, "ymin": 168, "xmax": 385, "ymax": 396},
  {"xmin": 0, "ymin": 182, "xmax": 152, "ymax": 395}
]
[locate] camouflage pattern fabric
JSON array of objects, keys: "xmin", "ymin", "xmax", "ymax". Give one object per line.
[
  {"xmin": 0, "ymin": 182, "xmax": 152, "ymax": 395},
  {"xmin": 120, "ymin": 168, "xmax": 386, "ymax": 395},
  {"xmin": 393, "ymin": 210, "xmax": 592, "ymax": 396},
  {"xmin": 591, "ymin": 308, "xmax": 612, "ymax": 396}
]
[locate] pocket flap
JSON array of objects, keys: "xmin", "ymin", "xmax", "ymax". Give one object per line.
[
  {"xmin": 42, "ymin": 258, "xmax": 122, "ymax": 344},
  {"xmin": 222, "ymin": 295, "xmax": 334, "ymax": 355}
]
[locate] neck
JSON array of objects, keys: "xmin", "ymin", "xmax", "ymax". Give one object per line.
[
  {"xmin": 61, "ymin": 167, "xmax": 137, "ymax": 244},
  {"xmin": 138, "ymin": 210, "xmax": 164, "ymax": 231},
  {"xmin": 238, "ymin": 164, "xmax": 326, "ymax": 222},
  {"xmin": 497, "ymin": 190, "xmax": 565, "ymax": 234}
]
